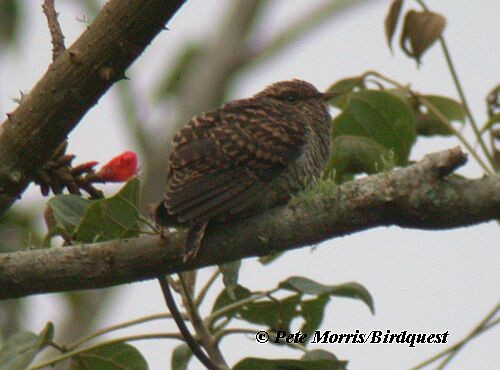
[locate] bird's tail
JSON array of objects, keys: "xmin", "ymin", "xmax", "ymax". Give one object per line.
[
  {"xmin": 185, "ymin": 221, "xmax": 208, "ymax": 261},
  {"xmin": 154, "ymin": 202, "xmax": 207, "ymax": 261},
  {"xmin": 153, "ymin": 201, "xmax": 181, "ymax": 227}
]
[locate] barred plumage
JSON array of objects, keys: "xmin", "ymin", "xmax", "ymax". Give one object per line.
[{"xmin": 155, "ymin": 79, "xmax": 334, "ymax": 259}]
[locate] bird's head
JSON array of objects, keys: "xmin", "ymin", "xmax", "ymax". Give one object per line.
[{"xmin": 254, "ymin": 79, "xmax": 336, "ymax": 105}]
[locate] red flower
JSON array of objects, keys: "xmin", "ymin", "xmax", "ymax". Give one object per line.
[{"xmin": 97, "ymin": 151, "xmax": 138, "ymax": 182}]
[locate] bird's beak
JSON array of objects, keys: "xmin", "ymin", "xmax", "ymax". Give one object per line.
[{"xmin": 321, "ymin": 92, "xmax": 337, "ymax": 101}]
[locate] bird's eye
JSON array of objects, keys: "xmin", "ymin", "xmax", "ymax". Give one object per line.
[{"xmin": 281, "ymin": 93, "xmax": 298, "ymax": 102}]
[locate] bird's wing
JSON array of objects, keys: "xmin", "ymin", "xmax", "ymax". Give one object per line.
[{"xmin": 164, "ymin": 103, "xmax": 306, "ymax": 223}]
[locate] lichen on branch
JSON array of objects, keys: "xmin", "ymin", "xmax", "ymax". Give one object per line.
[{"xmin": 0, "ymin": 147, "xmax": 498, "ymax": 300}]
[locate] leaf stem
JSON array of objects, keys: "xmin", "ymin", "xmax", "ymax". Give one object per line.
[
  {"xmin": 362, "ymin": 70, "xmax": 408, "ymax": 89},
  {"xmin": 138, "ymin": 214, "xmax": 160, "ymax": 232},
  {"xmin": 48, "ymin": 342, "xmax": 66, "ymax": 353},
  {"xmin": 67, "ymin": 312, "xmax": 184, "ymax": 350},
  {"xmin": 363, "ymin": 70, "xmax": 492, "ymax": 173},
  {"xmin": 419, "ymin": 97, "xmax": 492, "ymax": 173},
  {"xmin": 205, "ymin": 287, "xmax": 280, "ymax": 328},
  {"xmin": 437, "ymin": 37, "xmax": 495, "ymax": 170},
  {"xmin": 178, "ymin": 274, "xmax": 229, "ymax": 369},
  {"xmin": 415, "ymin": 0, "xmax": 495, "ymax": 170},
  {"xmin": 195, "ymin": 268, "xmax": 221, "ymax": 307},
  {"xmin": 29, "ymin": 332, "xmax": 184, "ymax": 370},
  {"xmin": 213, "ymin": 328, "xmax": 257, "ymax": 343}
]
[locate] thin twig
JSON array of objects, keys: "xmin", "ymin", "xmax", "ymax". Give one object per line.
[
  {"xmin": 213, "ymin": 328, "xmax": 258, "ymax": 343},
  {"xmin": 436, "ymin": 38, "xmax": 495, "ymax": 170},
  {"xmin": 42, "ymin": 0, "xmax": 66, "ymax": 60},
  {"xmin": 48, "ymin": 342, "xmax": 66, "ymax": 353},
  {"xmin": 415, "ymin": 0, "xmax": 495, "ymax": 170},
  {"xmin": 29, "ymin": 332, "xmax": 184, "ymax": 370},
  {"xmin": 67, "ymin": 311, "xmax": 189, "ymax": 351},
  {"xmin": 420, "ymin": 97, "xmax": 492, "ymax": 174},
  {"xmin": 435, "ymin": 304, "xmax": 500, "ymax": 370},
  {"xmin": 157, "ymin": 275, "xmax": 219, "ymax": 370},
  {"xmin": 411, "ymin": 303, "xmax": 500, "ymax": 370},
  {"xmin": 178, "ymin": 274, "xmax": 229, "ymax": 369},
  {"xmin": 195, "ymin": 268, "xmax": 221, "ymax": 307},
  {"xmin": 205, "ymin": 288, "xmax": 280, "ymax": 328}
]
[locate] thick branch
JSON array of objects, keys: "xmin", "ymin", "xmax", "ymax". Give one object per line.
[
  {"xmin": 0, "ymin": 0, "xmax": 186, "ymax": 216},
  {"xmin": 0, "ymin": 148, "xmax": 498, "ymax": 300}
]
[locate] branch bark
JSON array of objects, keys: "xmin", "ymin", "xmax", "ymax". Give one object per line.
[
  {"xmin": 0, "ymin": 147, "xmax": 498, "ymax": 300},
  {"xmin": 0, "ymin": 0, "xmax": 186, "ymax": 216},
  {"xmin": 42, "ymin": 0, "xmax": 66, "ymax": 60}
]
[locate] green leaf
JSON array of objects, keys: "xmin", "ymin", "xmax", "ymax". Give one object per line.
[
  {"xmin": 414, "ymin": 112, "xmax": 452, "ymax": 136},
  {"xmin": 70, "ymin": 342, "xmax": 147, "ymax": 370},
  {"xmin": 75, "ymin": 179, "xmax": 141, "ymax": 243},
  {"xmin": 0, "ymin": 0, "xmax": 21, "ymax": 49},
  {"xmin": 387, "ymin": 88, "xmax": 417, "ymax": 106},
  {"xmin": 0, "ymin": 208, "xmax": 42, "ymax": 252},
  {"xmin": 213, "ymin": 278, "xmax": 373, "ymax": 339},
  {"xmin": 238, "ymin": 295, "xmax": 302, "ymax": 331},
  {"xmin": 236, "ymin": 294, "xmax": 331, "ymax": 337},
  {"xmin": 212, "ymin": 285, "xmax": 253, "ymax": 314},
  {"xmin": 219, "ymin": 260, "xmax": 242, "ymax": 299},
  {"xmin": 414, "ymin": 95, "xmax": 465, "ymax": 137},
  {"xmin": 424, "ymin": 95, "xmax": 465, "ymax": 123},
  {"xmin": 0, "ymin": 332, "xmax": 38, "ymax": 370},
  {"xmin": 46, "ymin": 195, "xmax": 92, "ymax": 238},
  {"xmin": 301, "ymin": 349, "xmax": 340, "ymax": 362},
  {"xmin": 324, "ymin": 135, "xmax": 394, "ymax": 180},
  {"xmin": 280, "ymin": 277, "xmax": 375, "ymax": 314},
  {"xmin": 210, "ymin": 285, "xmax": 252, "ymax": 330},
  {"xmin": 400, "ymin": 10, "xmax": 446, "ymax": 64},
  {"xmin": 332, "ymin": 90, "xmax": 416, "ymax": 165},
  {"xmin": 0, "ymin": 322, "xmax": 53, "ymax": 370},
  {"xmin": 171, "ymin": 343, "xmax": 192, "ymax": 370},
  {"xmin": 384, "ymin": 0, "xmax": 404, "ymax": 50},
  {"xmin": 480, "ymin": 113, "xmax": 500, "ymax": 134},
  {"xmin": 36, "ymin": 322, "xmax": 55, "ymax": 349},
  {"xmin": 300, "ymin": 295, "xmax": 330, "ymax": 338},
  {"xmin": 280, "ymin": 276, "xmax": 334, "ymax": 295},
  {"xmin": 233, "ymin": 357, "xmax": 347, "ymax": 370},
  {"xmin": 327, "ymin": 76, "xmax": 364, "ymax": 109}
]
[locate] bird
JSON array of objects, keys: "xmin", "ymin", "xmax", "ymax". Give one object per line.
[{"xmin": 155, "ymin": 79, "xmax": 335, "ymax": 260}]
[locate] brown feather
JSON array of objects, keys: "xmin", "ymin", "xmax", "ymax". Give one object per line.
[
  {"xmin": 156, "ymin": 80, "xmax": 333, "ymax": 260},
  {"xmin": 164, "ymin": 104, "xmax": 306, "ymax": 223}
]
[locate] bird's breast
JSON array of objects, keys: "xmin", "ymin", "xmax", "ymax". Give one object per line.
[{"xmin": 255, "ymin": 125, "xmax": 331, "ymax": 209}]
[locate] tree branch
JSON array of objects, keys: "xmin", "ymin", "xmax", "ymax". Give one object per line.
[
  {"xmin": 0, "ymin": 0, "xmax": 186, "ymax": 216},
  {"xmin": 0, "ymin": 147, "xmax": 498, "ymax": 300},
  {"xmin": 42, "ymin": 0, "xmax": 66, "ymax": 60}
]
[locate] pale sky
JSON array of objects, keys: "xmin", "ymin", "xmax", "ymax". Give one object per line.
[{"xmin": 1, "ymin": 1, "xmax": 498, "ymax": 369}]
